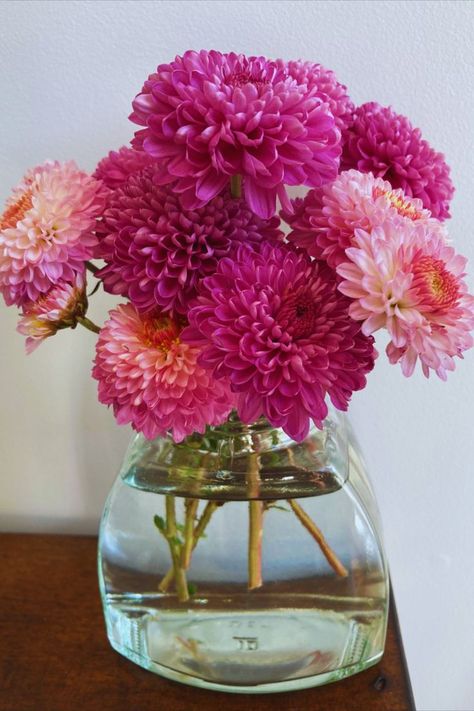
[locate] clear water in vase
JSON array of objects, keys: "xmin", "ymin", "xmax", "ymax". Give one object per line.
[{"xmin": 98, "ymin": 414, "xmax": 389, "ymax": 693}]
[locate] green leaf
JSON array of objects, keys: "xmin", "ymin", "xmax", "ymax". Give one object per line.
[
  {"xmin": 153, "ymin": 515, "xmax": 166, "ymax": 531},
  {"xmin": 170, "ymin": 535, "xmax": 182, "ymax": 547},
  {"xmin": 187, "ymin": 583, "xmax": 197, "ymax": 596}
]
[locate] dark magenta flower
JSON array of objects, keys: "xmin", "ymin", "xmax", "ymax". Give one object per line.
[
  {"xmin": 130, "ymin": 50, "xmax": 341, "ymax": 219},
  {"xmin": 93, "ymin": 146, "xmax": 156, "ymax": 189},
  {"xmin": 341, "ymin": 102, "xmax": 454, "ymax": 220},
  {"xmin": 183, "ymin": 242, "xmax": 376, "ymax": 441},
  {"xmin": 95, "ymin": 164, "xmax": 283, "ymax": 316}
]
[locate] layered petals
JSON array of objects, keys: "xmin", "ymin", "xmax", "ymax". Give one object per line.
[
  {"xmin": 96, "ymin": 164, "xmax": 283, "ymax": 316},
  {"xmin": 130, "ymin": 50, "xmax": 341, "ymax": 219},
  {"xmin": 341, "ymin": 103, "xmax": 454, "ymax": 220},
  {"xmin": 183, "ymin": 242, "xmax": 376, "ymax": 441},
  {"xmin": 284, "ymin": 170, "xmax": 441, "ymax": 269},
  {"xmin": 92, "ymin": 304, "xmax": 234, "ymax": 441},
  {"xmin": 337, "ymin": 220, "xmax": 474, "ymax": 378},
  {"xmin": 17, "ymin": 273, "xmax": 87, "ymax": 353},
  {"xmin": 0, "ymin": 161, "xmax": 107, "ymax": 306}
]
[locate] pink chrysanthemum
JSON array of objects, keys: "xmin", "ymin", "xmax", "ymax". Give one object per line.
[
  {"xmin": 341, "ymin": 102, "xmax": 454, "ymax": 220},
  {"xmin": 183, "ymin": 243, "xmax": 376, "ymax": 441},
  {"xmin": 93, "ymin": 145, "xmax": 156, "ymax": 189},
  {"xmin": 285, "ymin": 60, "xmax": 354, "ymax": 131},
  {"xmin": 0, "ymin": 161, "xmax": 107, "ymax": 306},
  {"xmin": 284, "ymin": 170, "xmax": 439, "ymax": 269},
  {"xmin": 92, "ymin": 303, "xmax": 234, "ymax": 442},
  {"xmin": 96, "ymin": 164, "xmax": 283, "ymax": 316},
  {"xmin": 337, "ymin": 221, "xmax": 474, "ymax": 379},
  {"xmin": 130, "ymin": 50, "xmax": 341, "ymax": 219},
  {"xmin": 17, "ymin": 273, "xmax": 87, "ymax": 353}
]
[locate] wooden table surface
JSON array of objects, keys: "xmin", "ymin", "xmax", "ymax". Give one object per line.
[{"xmin": 0, "ymin": 534, "xmax": 414, "ymax": 711}]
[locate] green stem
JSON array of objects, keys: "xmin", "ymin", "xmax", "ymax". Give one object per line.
[
  {"xmin": 230, "ymin": 174, "xmax": 242, "ymax": 199},
  {"xmin": 165, "ymin": 496, "xmax": 189, "ymax": 602},
  {"xmin": 181, "ymin": 499, "xmax": 199, "ymax": 569},
  {"xmin": 85, "ymin": 260, "xmax": 100, "ymax": 275},
  {"xmin": 159, "ymin": 500, "xmax": 218, "ymax": 593},
  {"xmin": 77, "ymin": 316, "xmax": 101, "ymax": 334}
]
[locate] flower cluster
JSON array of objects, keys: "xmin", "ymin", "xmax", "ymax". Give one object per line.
[{"xmin": 2, "ymin": 49, "xmax": 472, "ymax": 443}]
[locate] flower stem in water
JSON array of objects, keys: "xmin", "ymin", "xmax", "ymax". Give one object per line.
[
  {"xmin": 247, "ymin": 450, "xmax": 263, "ymax": 590},
  {"xmin": 165, "ymin": 495, "xmax": 189, "ymax": 602},
  {"xmin": 181, "ymin": 498, "xmax": 199, "ymax": 569},
  {"xmin": 288, "ymin": 499, "xmax": 348, "ymax": 577},
  {"xmin": 159, "ymin": 500, "xmax": 219, "ymax": 593}
]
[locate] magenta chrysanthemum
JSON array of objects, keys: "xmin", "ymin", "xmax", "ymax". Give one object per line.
[
  {"xmin": 0, "ymin": 161, "xmax": 107, "ymax": 306},
  {"xmin": 183, "ymin": 243, "xmax": 376, "ymax": 441},
  {"xmin": 96, "ymin": 164, "xmax": 283, "ymax": 316},
  {"xmin": 337, "ymin": 221, "xmax": 474, "ymax": 379},
  {"xmin": 341, "ymin": 102, "xmax": 454, "ymax": 220},
  {"xmin": 130, "ymin": 50, "xmax": 341, "ymax": 219},
  {"xmin": 17, "ymin": 273, "xmax": 87, "ymax": 353},
  {"xmin": 92, "ymin": 304, "xmax": 234, "ymax": 442},
  {"xmin": 93, "ymin": 146, "xmax": 156, "ymax": 189},
  {"xmin": 285, "ymin": 60, "xmax": 354, "ymax": 131},
  {"xmin": 284, "ymin": 170, "xmax": 440, "ymax": 269}
]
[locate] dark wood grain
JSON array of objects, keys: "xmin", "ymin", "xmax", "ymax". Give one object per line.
[{"xmin": 0, "ymin": 534, "xmax": 414, "ymax": 711}]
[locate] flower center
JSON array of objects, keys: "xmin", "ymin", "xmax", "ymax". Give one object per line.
[
  {"xmin": 373, "ymin": 186, "xmax": 424, "ymax": 221},
  {"xmin": 0, "ymin": 190, "xmax": 33, "ymax": 230},
  {"xmin": 411, "ymin": 256, "xmax": 459, "ymax": 312},
  {"xmin": 141, "ymin": 315, "xmax": 182, "ymax": 351},
  {"xmin": 279, "ymin": 290, "xmax": 319, "ymax": 339},
  {"xmin": 227, "ymin": 71, "xmax": 270, "ymax": 92}
]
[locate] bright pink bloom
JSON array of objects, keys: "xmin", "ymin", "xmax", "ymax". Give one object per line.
[
  {"xmin": 92, "ymin": 303, "xmax": 234, "ymax": 442},
  {"xmin": 93, "ymin": 145, "xmax": 156, "ymax": 189},
  {"xmin": 17, "ymin": 273, "xmax": 87, "ymax": 353},
  {"xmin": 285, "ymin": 60, "xmax": 354, "ymax": 131},
  {"xmin": 337, "ymin": 221, "xmax": 474, "ymax": 379},
  {"xmin": 341, "ymin": 103, "xmax": 454, "ymax": 220},
  {"xmin": 130, "ymin": 50, "xmax": 341, "ymax": 219},
  {"xmin": 284, "ymin": 170, "xmax": 438, "ymax": 269},
  {"xmin": 183, "ymin": 243, "xmax": 376, "ymax": 441},
  {"xmin": 96, "ymin": 164, "xmax": 283, "ymax": 316},
  {"xmin": 0, "ymin": 161, "xmax": 107, "ymax": 306}
]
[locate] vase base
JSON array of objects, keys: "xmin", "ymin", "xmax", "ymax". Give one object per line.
[
  {"xmin": 108, "ymin": 636, "xmax": 382, "ymax": 693},
  {"xmin": 103, "ymin": 596, "xmax": 386, "ymax": 693}
]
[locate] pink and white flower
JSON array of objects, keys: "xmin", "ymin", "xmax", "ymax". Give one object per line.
[
  {"xmin": 284, "ymin": 170, "xmax": 442, "ymax": 269},
  {"xmin": 92, "ymin": 303, "xmax": 235, "ymax": 441},
  {"xmin": 0, "ymin": 161, "xmax": 107, "ymax": 306},
  {"xmin": 337, "ymin": 220, "xmax": 474, "ymax": 378},
  {"xmin": 17, "ymin": 273, "xmax": 87, "ymax": 353}
]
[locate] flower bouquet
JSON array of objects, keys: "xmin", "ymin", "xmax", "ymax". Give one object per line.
[{"xmin": 2, "ymin": 50, "xmax": 472, "ymax": 693}]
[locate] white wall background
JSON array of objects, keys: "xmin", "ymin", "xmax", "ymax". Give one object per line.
[{"xmin": 0, "ymin": 1, "xmax": 473, "ymax": 708}]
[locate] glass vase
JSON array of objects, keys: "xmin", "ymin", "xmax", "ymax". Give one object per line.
[{"xmin": 98, "ymin": 411, "xmax": 389, "ymax": 693}]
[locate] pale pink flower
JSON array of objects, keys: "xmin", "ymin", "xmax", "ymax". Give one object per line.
[
  {"xmin": 284, "ymin": 170, "xmax": 440, "ymax": 269},
  {"xmin": 92, "ymin": 304, "xmax": 235, "ymax": 441},
  {"xmin": 0, "ymin": 161, "xmax": 107, "ymax": 306},
  {"xmin": 17, "ymin": 273, "xmax": 87, "ymax": 353},
  {"xmin": 337, "ymin": 221, "xmax": 474, "ymax": 378}
]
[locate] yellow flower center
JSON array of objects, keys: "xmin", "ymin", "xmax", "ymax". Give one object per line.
[
  {"xmin": 0, "ymin": 190, "xmax": 33, "ymax": 230},
  {"xmin": 373, "ymin": 186, "xmax": 424, "ymax": 221},
  {"xmin": 141, "ymin": 316, "xmax": 182, "ymax": 352}
]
